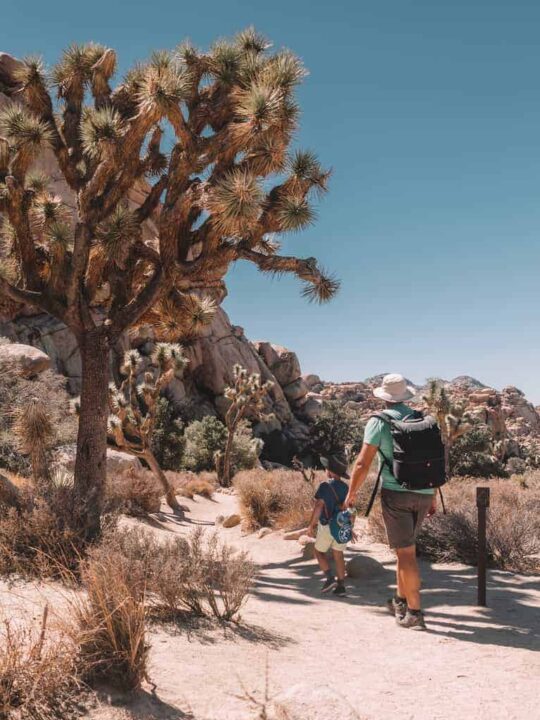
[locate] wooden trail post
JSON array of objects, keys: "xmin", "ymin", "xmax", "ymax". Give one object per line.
[{"xmin": 476, "ymin": 486, "xmax": 490, "ymax": 607}]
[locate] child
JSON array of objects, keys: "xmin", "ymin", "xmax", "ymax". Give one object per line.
[{"xmin": 307, "ymin": 451, "xmax": 352, "ymax": 597}]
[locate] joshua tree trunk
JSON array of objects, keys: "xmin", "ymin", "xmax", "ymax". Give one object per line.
[
  {"xmin": 220, "ymin": 428, "xmax": 236, "ymax": 488},
  {"xmin": 72, "ymin": 330, "xmax": 110, "ymax": 539},
  {"xmin": 143, "ymin": 450, "xmax": 182, "ymax": 514}
]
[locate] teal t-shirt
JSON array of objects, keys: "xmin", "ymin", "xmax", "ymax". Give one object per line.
[{"xmin": 364, "ymin": 403, "xmax": 435, "ymax": 495}]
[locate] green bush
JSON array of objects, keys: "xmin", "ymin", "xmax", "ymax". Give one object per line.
[
  {"xmin": 182, "ymin": 415, "xmax": 261, "ymax": 474},
  {"xmin": 151, "ymin": 396, "xmax": 185, "ymax": 470},
  {"xmin": 309, "ymin": 400, "xmax": 364, "ymax": 459},
  {"xmin": 450, "ymin": 426, "xmax": 506, "ymax": 478},
  {"xmin": 182, "ymin": 416, "xmax": 227, "ymax": 472}
]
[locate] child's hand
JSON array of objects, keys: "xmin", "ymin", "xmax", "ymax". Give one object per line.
[{"xmin": 307, "ymin": 524, "xmax": 316, "ymax": 538}]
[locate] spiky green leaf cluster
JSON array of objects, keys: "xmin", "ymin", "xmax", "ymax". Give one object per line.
[
  {"xmin": 81, "ymin": 106, "xmax": 124, "ymax": 159},
  {"xmin": 0, "ymin": 106, "xmax": 53, "ymax": 153}
]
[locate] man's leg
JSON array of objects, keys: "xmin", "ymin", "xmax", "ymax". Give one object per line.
[{"xmin": 395, "ymin": 544, "xmax": 421, "ymax": 611}]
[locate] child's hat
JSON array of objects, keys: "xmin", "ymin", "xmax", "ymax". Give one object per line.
[{"xmin": 320, "ymin": 451, "xmax": 350, "ymax": 479}]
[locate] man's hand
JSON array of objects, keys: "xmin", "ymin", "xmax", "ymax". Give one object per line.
[
  {"xmin": 344, "ymin": 492, "xmax": 356, "ymax": 509},
  {"xmin": 427, "ymin": 496, "xmax": 437, "ymax": 517}
]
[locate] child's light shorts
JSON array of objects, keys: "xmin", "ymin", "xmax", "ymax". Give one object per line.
[{"xmin": 314, "ymin": 522, "xmax": 347, "ymax": 553}]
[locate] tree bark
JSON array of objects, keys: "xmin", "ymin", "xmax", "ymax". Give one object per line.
[
  {"xmin": 72, "ymin": 329, "xmax": 110, "ymax": 540},
  {"xmin": 144, "ymin": 450, "xmax": 182, "ymax": 514},
  {"xmin": 220, "ymin": 427, "xmax": 236, "ymax": 488}
]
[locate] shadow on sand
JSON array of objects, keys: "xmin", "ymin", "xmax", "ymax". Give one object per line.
[{"xmin": 254, "ymin": 546, "xmax": 540, "ymax": 652}]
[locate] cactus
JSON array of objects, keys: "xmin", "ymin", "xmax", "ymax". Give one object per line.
[
  {"xmin": 107, "ymin": 343, "xmax": 188, "ymax": 513},
  {"xmin": 216, "ymin": 365, "xmax": 272, "ymax": 487}
]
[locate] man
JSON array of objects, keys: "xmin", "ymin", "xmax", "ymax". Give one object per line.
[{"xmin": 345, "ymin": 373, "xmax": 436, "ymax": 630}]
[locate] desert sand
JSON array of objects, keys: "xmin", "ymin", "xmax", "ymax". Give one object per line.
[{"xmin": 2, "ymin": 492, "xmax": 539, "ymax": 720}]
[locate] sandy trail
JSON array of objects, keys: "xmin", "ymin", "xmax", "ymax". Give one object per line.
[{"xmin": 3, "ymin": 492, "xmax": 539, "ymax": 720}]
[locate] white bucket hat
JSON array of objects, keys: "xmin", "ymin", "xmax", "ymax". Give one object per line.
[{"xmin": 373, "ymin": 373, "xmax": 415, "ymax": 403}]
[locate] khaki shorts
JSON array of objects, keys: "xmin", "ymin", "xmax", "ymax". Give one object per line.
[
  {"xmin": 381, "ymin": 489, "xmax": 433, "ymax": 549},
  {"xmin": 314, "ymin": 522, "xmax": 347, "ymax": 553}
]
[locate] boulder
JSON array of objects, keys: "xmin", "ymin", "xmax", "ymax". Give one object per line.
[
  {"xmin": 282, "ymin": 377, "xmax": 309, "ymax": 403},
  {"xmin": 254, "ymin": 342, "xmax": 301, "ymax": 387},
  {"xmin": 301, "ymin": 542, "xmax": 315, "ymax": 560},
  {"xmin": 53, "ymin": 445, "xmax": 143, "ymax": 476},
  {"xmin": 298, "ymin": 396, "xmax": 323, "ymax": 422},
  {"xmin": 302, "ymin": 374, "xmax": 322, "ymax": 388},
  {"xmin": 346, "ymin": 554, "xmax": 387, "ymax": 580},
  {"xmin": 258, "ymin": 527, "xmax": 272, "ymax": 538},
  {"xmin": 0, "ymin": 342, "xmax": 51, "ymax": 377},
  {"xmin": 222, "ymin": 513, "xmax": 241, "ymax": 528}
]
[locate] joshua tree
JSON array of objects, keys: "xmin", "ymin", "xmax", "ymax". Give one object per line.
[
  {"xmin": 12, "ymin": 398, "xmax": 55, "ymax": 493},
  {"xmin": 423, "ymin": 380, "xmax": 472, "ymax": 478},
  {"xmin": 107, "ymin": 343, "xmax": 188, "ymax": 512},
  {"xmin": 216, "ymin": 364, "xmax": 272, "ymax": 487},
  {"xmin": 0, "ymin": 31, "xmax": 337, "ymax": 537}
]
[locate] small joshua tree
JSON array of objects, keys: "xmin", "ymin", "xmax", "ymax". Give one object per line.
[
  {"xmin": 107, "ymin": 343, "xmax": 188, "ymax": 512},
  {"xmin": 217, "ymin": 365, "xmax": 272, "ymax": 487},
  {"xmin": 0, "ymin": 31, "xmax": 338, "ymax": 537},
  {"xmin": 423, "ymin": 379, "xmax": 472, "ymax": 478},
  {"xmin": 12, "ymin": 398, "xmax": 55, "ymax": 493}
]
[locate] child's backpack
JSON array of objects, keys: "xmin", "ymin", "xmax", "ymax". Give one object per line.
[
  {"xmin": 329, "ymin": 509, "xmax": 355, "ymax": 545},
  {"xmin": 325, "ymin": 484, "xmax": 354, "ymax": 544},
  {"xmin": 365, "ymin": 410, "xmax": 446, "ymax": 516}
]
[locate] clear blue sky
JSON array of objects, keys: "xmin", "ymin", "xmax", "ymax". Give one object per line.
[{"xmin": 3, "ymin": 0, "xmax": 540, "ymax": 399}]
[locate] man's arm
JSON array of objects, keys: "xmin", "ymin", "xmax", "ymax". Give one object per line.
[
  {"xmin": 307, "ymin": 499, "xmax": 325, "ymax": 536},
  {"xmin": 345, "ymin": 443, "xmax": 378, "ymax": 507}
]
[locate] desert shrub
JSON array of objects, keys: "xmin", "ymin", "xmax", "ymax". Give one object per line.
[
  {"xmin": 95, "ymin": 526, "xmax": 254, "ymax": 622},
  {"xmin": 0, "ymin": 486, "xmax": 87, "ymax": 579},
  {"xmin": 0, "ymin": 440, "xmax": 30, "ymax": 476},
  {"xmin": 309, "ymin": 401, "xmax": 364, "ymax": 459},
  {"xmin": 450, "ymin": 426, "xmax": 506, "ymax": 478},
  {"xmin": 71, "ymin": 550, "xmax": 148, "ymax": 691},
  {"xmin": 182, "ymin": 416, "xmax": 227, "ymax": 472},
  {"xmin": 175, "ymin": 472, "xmax": 216, "ymax": 499},
  {"xmin": 229, "ymin": 420, "xmax": 264, "ymax": 473},
  {"xmin": 505, "ymin": 457, "xmax": 527, "ymax": 475},
  {"xmin": 151, "ymin": 396, "xmax": 185, "ymax": 470},
  {"xmin": 0, "ymin": 609, "xmax": 82, "ymax": 719},
  {"xmin": 235, "ymin": 468, "xmax": 321, "ymax": 531},
  {"xmin": 105, "ymin": 466, "xmax": 162, "ymax": 516},
  {"xmin": 368, "ymin": 479, "xmax": 540, "ymax": 571}
]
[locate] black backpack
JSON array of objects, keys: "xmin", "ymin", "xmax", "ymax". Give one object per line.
[{"xmin": 365, "ymin": 410, "xmax": 446, "ymax": 516}]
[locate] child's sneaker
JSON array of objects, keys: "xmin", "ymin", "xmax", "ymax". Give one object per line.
[
  {"xmin": 397, "ymin": 609, "xmax": 427, "ymax": 630},
  {"xmin": 321, "ymin": 575, "xmax": 337, "ymax": 593},
  {"xmin": 333, "ymin": 581, "xmax": 346, "ymax": 597},
  {"xmin": 386, "ymin": 595, "xmax": 407, "ymax": 619}
]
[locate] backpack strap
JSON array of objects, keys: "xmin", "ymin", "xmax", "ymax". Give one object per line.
[
  {"xmin": 325, "ymin": 482, "xmax": 344, "ymax": 520},
  {"xmin": 364, "ymin": 413, "xmax": 394, "ymax": 517}
]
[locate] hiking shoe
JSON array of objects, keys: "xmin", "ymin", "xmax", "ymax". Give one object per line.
[
  {"xmin": 397, "ymin": 610, "xmax": 427, "ymax": 631},
  {"xmin": 321, "ymin": 576, "xmax": 337, "ymax": 593},
  {"xmin": 333, "ymin": 583, "xmax": 347, "ymax": 597},
  {"xmin": 386, "ymin": 596, "xmax": 407, "ymax": 619}
]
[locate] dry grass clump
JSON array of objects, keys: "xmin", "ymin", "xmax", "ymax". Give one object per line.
[
  {"xmin": 94, "ymin": 526, "xmax": 254, "ymax": 621},
  {"xmin": 0, "ymin": 487, "xmax": 87, "ymax": 579},
  {"xmin": 174, "ymin": 471, "xmax": 217, "ymax": 500},
  {"xmin": 368, "ymin": 478, "xmax": 540, "ymax": 572},
  {"xmin": 234, "ymin": 468, "xmax": 322, "ymax": 531},
  {"xmin": 0, "ymin": 608, "xmax": 83, "ymax": 719},
  {"xmin": 68, "ymin": 550, "xmax": 149, "ymax": 692},
  {"xmin": 105, "ymin": 466, "xmax": 162, "ymax": 516}
]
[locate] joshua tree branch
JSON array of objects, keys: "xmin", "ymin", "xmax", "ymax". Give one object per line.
[{"xmin": 110, "ymin": 262, "xmax": 164, "ymax": 335}]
